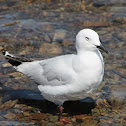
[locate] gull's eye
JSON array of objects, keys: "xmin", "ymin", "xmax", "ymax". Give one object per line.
[{"xmin": 85, "ymin": 37, "xmax": 89, "ymax": 41}]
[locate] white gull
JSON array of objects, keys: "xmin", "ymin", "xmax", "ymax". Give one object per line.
[{"xmin": 2, "ymin": 28, "xmax": 108, "ymax": 124}]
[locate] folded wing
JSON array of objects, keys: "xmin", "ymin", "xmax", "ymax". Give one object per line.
[{"xmin": 17, "ymin": 55, "xmax": 76, "ymax": 86}]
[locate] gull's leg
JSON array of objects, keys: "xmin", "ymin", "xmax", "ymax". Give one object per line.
[
  {"xmin": 59, "ymin": 105, "xmax": 64, "ymax": 117},
  {"xmin": 59, "ymin": 106, "xmax": 72, "ymax": 125}
]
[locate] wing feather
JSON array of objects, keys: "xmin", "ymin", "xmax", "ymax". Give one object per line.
[
  {"xmin": 39, "ymin": 55, "xmax": 75, "ymax": 85},
  {"xmin": 17, "ymin": 54, "xmax": 76, "ymax": 86}
]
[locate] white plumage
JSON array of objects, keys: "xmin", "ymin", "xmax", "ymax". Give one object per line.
[{"xmin": 12, "ymin": 29, "xmax": 107, "ymax": 106}]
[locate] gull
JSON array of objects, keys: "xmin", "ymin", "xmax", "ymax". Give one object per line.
[{"xmin": 2, "ymin": 29, "xmax": 108, "ymax": 124}]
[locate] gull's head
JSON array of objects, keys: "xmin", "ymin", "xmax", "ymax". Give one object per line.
[{"xmin": 76, "ymin": 29, "xmax": 108, "ymax": 54}]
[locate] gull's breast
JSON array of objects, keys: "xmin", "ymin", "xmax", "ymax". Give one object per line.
[{"xmin": 73, "ymin": 51, "xmax": 104, "ymax": 89}]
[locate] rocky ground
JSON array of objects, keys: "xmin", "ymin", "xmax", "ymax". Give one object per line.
[{"xmin": 0, "ymin": 0, "xmax": 126, "ymax": 125}]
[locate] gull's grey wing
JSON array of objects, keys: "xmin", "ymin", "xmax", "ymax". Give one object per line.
[
  {"xmin": 39, "ymin": 55, "xmax": 76, "ymax": 86},
  {"xmin": 16, "ymin": 54, "xmax": 76, "ymax": 86}
]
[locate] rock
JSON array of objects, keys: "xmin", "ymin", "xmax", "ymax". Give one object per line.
[
  {"xmin": 71, "ymin": 117, "xmax": 76, "ymax": 123},
  {"xmin": 44, "ymin": 35, "xmax": 51, "ymax": 43},
  {"xmin": 18, "ymin": 46, "xmax": 34, "ymax": 55},
  {"xmin": 23, "ymin": 112, "xmax": 31, "ymax": 116},
  {"xmin": 101, "ymin": 33, "xmax": 113, "ymax": 43},
  {"xmin": 0, "ymin": 100, "xmax": 18, "ymax": 112},
  {"xmin": 109, "ymin": 42, "xmax": 116, "ymax": 49},
  {"xmin": 0, "ymin": 46, "xmax": 3, "ymax": 51},
  {"xmin": 19, "ymin": 19, "xmax": 40, "ymax": 30},
  {"xmin": 39, "ymin": 42, "xmax": 62, "ymax": 56},
  {"xmin": 45, "ymin": 122, "xmax": 55, "ymax": 126},
  {"xmin": 124, "ymin": 53, "xmax": 126, "ymax": 59},
  {"xmin": 30, "ymin": 113, "xmax": 46, "ymax": 120},
  {"xmin": 40, "ymin": 22, "xmax": 55, "ymax": 32},
  {"xmin": 115, "ymin": 68, "xmax": 126, "ymax": 79},
  {"xmin": 55, "ymin": 121, "xmax": 63, "ymax": 125},
  {"xmin": 83, "ymin": 21, "xmax": 111, "ymax": 27},
  {"xmin": 117, "ymin": 42, "xmax": 125, "ymax": 48},
  {"xmin": 2, "ymin": 63, "xmax": 11, "ymax": 67},
  {"xmin": 49, "ymin": 115, "xmax": 58, "ymax": 122},
  {"xmin": 102, "ymin": 85, "xmax": 110, "ymax": 92},
  {"xmin": 53, "ymin": 29, "xmax": 67, "ymax": 43},
  {"xmin": 62, "ymin": 39, "xmax": 74, "ymax": 48},
  {"xmin": 93, "ymin": 2, "xmax": 105, "ymax": 7},
  {"xmin": 9, "ymin": 72, "xmax": 23, "ymax": 78},
  {"xmin": 110, "ymin": 7, "xmax": 126, "ymax": 13},
  {"xmin": 112, "ymin": 16, "xmax": 124, "ymax": 24},
  {"xmin": 111, "ymin": 123, "xmax": 124, "ymax": 126},
  {"xmin": 4, "ymin": 112, "xmax": 16, "ymax": 119},
  {"xmin": 97, "ymin": 82, "xmax": 106, "ymax": 91},
  {"xmin": 107, "ymin": 92, "xmax": 125, "ymax": 106},
  {"xmin": 40, "ymin": 120, "xmax": 47, "ymax": 126},
  {"xmin": 3, "ymin": 21, "xmax": 20, "ymax": 26},
  {"xmin": 65, "ymin": 124, "xmax": 73, "ymax": 126},
  {"xmin": 91, "ymin": 108, "xmax": 101, "ymax": 117},
  {"xmin": 76, "ymin": 115, "xmax": 92, "ymax": 122},
  {"xmin": 81, "ymin": 119, "xmax": 98, "ymax": 126},
  {"xmin": 117, "ymin": 31, "xmax": 126, "ymax": 40},
  {"xmin": 14, "ymin": 104, "xmax": 26, "ymax": 109}
]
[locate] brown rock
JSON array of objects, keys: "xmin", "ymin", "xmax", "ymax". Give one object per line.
[
  {"xmin": 44, "ymin": 35, "xmax": 51, "ymax": 43},
  {"xmin": 53, "ymin": 29, "xmax": 67, "ymax": 42},
  {"xmin": 49, "ymin": 115, "xmax": 58, "ymax": 122},
  {"xmin": 40, "ymin": 120, "xmax": 47, "ymax": 126},
  {"xmin": 4, "ymin": 112, "xmax": 16, "ymax": 119},
  {"xmin": 76, "ymin": 115, "xmax": 92, "ymax": 122},
  {"xmin": 18, "ymin": 46, "xmax": 34, "ymax": 55},
  {"xmin": 83, "ymin": 21, "xmax": 111, "ymax": 27},
  {"xmin": 0, "ymin": 38, "xmax": 4, "ymax": 42},
  {"xmin": 9, "ymin": 72, "xmax": 23, "ymax": 78},
  {"xmin": 55, "ymin": 121, "xmax": 63, "ymax": 125},
  {"xmin": 30, "ymin": 113, "xmax": 46, "ymax": 120},
  {"xmin": 40, "ymin": 22, "xmax": 55, "ymax": 32},
  {"xmin": 124, "ymin": 53, "xmax": 126, "ymax": 59},
  {"xmin": 23, "ymin": 112, "xmax": 31, "ymax": 116},
  {"xmin": 2, "ymin": 63, "xmax": 11, "ymax": 67},
  {"xmin": 3, "ymin": 21, "xmax": 20, "ymax": 26},
  {"xmin": 39, "ymin": 42, "xmax": 62, "ymax": 56},
  {"xmin": 0, "ymin": 100, "xmax": 18, "ymax": 112},
  {"xmin": 71, "ymin": 117, "xmax": 76, "ymax": 123},
  {"xmin": 91, "ymin": 108, "xmax": 101, "ymax": 117},
  {"xmin": 14, "ymin": 104, "xmax": 26, "ymax": 109},
  {"xmin": 81, "ymin": 119, "xmax": 98, "ymax": 126},
  {"xmin": 65, "ymin": 124, "xmax": 73, "ymax": 126},
  {"xmin": 0, "ymin": 46, "xmax": 3, "ymax": 51},
  {"xmin": 117, "ymin": 42, "xmax": 125, "ymax": 48},
  {"xmin": 45, "ymin": 122, "xmax": 55, "ymax": 126},
  {"xmin": 62, "ymin": 39, "xmax": 74, "ymax": 48},
  {"xmin": 109, "ymin": 43, "xmax": 116, "ymax": 49}
]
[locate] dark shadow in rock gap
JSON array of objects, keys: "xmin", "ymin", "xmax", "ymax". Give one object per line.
[
  {"xmin": 1, "ymin": 84, "xmax": 96, "ymax": 116},
  {"xmin": 17, "ymin": 97, "xmax": 96, "ymax": 116},
  {"xmin": 64, "ymin": 97, "xmax": 96, "ymax": 115}
]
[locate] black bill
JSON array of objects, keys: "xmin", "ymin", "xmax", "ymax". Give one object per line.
[{"xmin": 97, "ymin": 44, "xmax": 109, "ymax": 54}]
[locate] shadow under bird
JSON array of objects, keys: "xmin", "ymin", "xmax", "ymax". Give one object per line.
[{"xmin": 1, "ymin": 29, "xmax": 109, "ymax": 124}]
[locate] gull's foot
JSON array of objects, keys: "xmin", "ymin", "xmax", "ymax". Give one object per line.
[{"xmin": 60, "ymin": 118, "xmax": 72, "ymax": 125}]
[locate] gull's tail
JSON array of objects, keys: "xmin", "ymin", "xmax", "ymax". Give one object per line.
[{"xmin": 1, "ymin": 49, "xmax": 33, "ymax": 66}]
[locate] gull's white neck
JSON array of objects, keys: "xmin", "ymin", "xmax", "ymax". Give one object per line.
[{"xmin": 76, "ymin": 48, "xmax": 98, "ymax": 56}]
